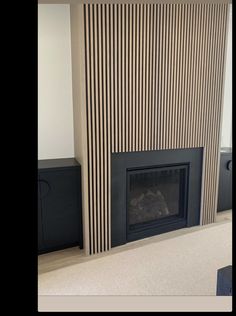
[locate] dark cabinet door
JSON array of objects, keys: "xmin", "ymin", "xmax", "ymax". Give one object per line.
[
  {"xmin": 217, "ymin": 153, "xmax": 232, "ymax": 212},
  {"xmin": 40, "ymin": 169, "xmax": 80, "ymax": 249},
  {"xmin": 38, "ymin": 177, "xmax": 44, "ymax": 251}
]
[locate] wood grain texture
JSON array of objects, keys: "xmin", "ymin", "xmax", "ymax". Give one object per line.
[
  {"xmin": 74, "ymin": 2, "xmax": 229, "ymax": 254},
  {"xmin": 70, "ymin": 4, "xmax": 90, "ymax": 255}
]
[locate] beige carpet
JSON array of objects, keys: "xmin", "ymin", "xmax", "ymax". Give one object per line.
[{"xmin": 38, "ymin": 221, "xmax": 232, "ymax": 296}]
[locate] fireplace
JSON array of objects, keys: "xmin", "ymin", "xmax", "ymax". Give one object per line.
[
  {"xmin": 127, "ymin": 164, "xmax": 188, "ymax": 240},
  {"xmin": 112, "ymin": 148, "xmax": 203, "ymax": 247}
]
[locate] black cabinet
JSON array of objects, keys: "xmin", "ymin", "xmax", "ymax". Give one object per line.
[
  {"xmin": 217, "ymin": 149, "xmax": 232, "ymax": 212},
  {"xmin": 216, "ymin": 265, "xmax": 232, "ymax": 295},
  {"xmin": 38, "ymin": 181, "xmax": 44, "ymax": 251},
  {"xmin": 38, "ymin": 158, "xmax": 83, "ymax": 254}
]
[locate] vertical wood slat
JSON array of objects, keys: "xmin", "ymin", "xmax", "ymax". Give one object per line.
[
  {"xmin": 110, "ymin": 4, "xmax": 114, "ymax": 154},
  {"xmin": 162, "ymin": 4, "xmax": 168, "ymax": 149},
  {"xmin": 145, "ymin": 4, "xmax": 150, "ymax": 150},
  {"xmin": 122, "ymin": 4, "xmax": 125, "ymax": 153},
  {"xmin": 139, "ymin": 4, "xmax": 143, "ymax": 152},
  {"xmin": 174, "ymin": 3, "xmax": 182, "ymax": 149},
  {"xmin": 183, "ymin": 3, "xmax": 191, "ymax": 147},
  {"xmin": 114, "ymin": 4, "xmax": 118, "ymax": 153},
  {"xmin": 177, "ymin": 4, "xmax": 185, "ymax": 149},
  {"xmin": 186, "ymin": 4, "xmax": 194, "ymax": 149},
  {"xmin": 90, "ymin": 4, "xmax": 97, "ymax": 254},
  {"xmin": 132, "ymin": 4, "xmax": 136, "ymax": 152},
  {"xmin": 148, "ymin": 4, "xmax": 153, "ymax": 150},
  {"xmin": 142, "ymin": 4, "xmax": 146, "ymax": 151},
  {"xmin": 98, "ymin": 4, "xmax": 104, "ymax": 252},
  {"xmin": 168, "ymin": 4, "xmax": 173, "ymax": 148},
  {"xmin": 157, "ymin": 4, "xmax": 163, "ymax": 150},
  {"xmin": 84, "ymin": 4, "xmax": 93, "ymax": 255},
  {"xmin": 102, "ymin": 3, "xmax": 107, "ymax": 252},
  {"xmin": 171, "ymin": 4, "xmax": 178, "ymax": 149},
  {"xmin": 151, "ymin": 4, "xmax": 157, "ymax": 150},
  {"xmin": 129, "ymin": 4, "xmax": 133, "ymax": 152},
  {"xmin": 125, "ymin": 4, "xmax": 129, "ymax": 152},
  {"xmin": 94, "ymin": 4, "xmax": 101, "ymax": 253},
  {"xmin": 136, "ymin": 4, "xmax": 140, "ymax": 151},
  {"xmin": 107, "ymin": 3, "xmax": 111, "ymax": 250},
  {"xmin": 189, "ymin": 4, "xmax": 198, "ymax": 149},
  {"xmin": 165, "ymin": 4, "xmax": 171, "ymax": 149},
  {"xmin": 81, "ymin": 3, "xmax": 229, "ymax": 254},
  {"xmin": 160, "ymin": 4, "xmax": 166, "ymax": 150},
  {"xmin": 179, "ymin": 4, "xmax": 186, "ymax": 148},
  {"xmin": 118, "ymin": 4, "xmax": 122, "ymax": 152}
]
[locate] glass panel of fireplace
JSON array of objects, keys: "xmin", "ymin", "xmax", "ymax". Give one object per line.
[{"xmin": 127, "ymin": 165, "xmax": 188, "ymax": 234}]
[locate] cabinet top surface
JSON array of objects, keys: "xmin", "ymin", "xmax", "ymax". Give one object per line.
[
  {"xmin": 220, "ymin": 147, "xmax": 232, "ymax": 154},
  {"xmin": 38, "ymin": 158, "xmax": 80, "ymax": 170}
]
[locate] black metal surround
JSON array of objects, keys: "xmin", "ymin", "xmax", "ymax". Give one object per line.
[{"xmin": 111, "ymin": 148, "xmax": 203, "ymax": 247}]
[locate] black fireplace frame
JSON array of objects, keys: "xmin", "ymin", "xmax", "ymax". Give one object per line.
[{"xmin": 111, "ymin": 148, "xmax": 203, "ymax": 247}]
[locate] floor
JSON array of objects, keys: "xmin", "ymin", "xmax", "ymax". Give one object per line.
[{"xmin": 38, "ymin": 210, "xmax": 232, "ymax": 295}]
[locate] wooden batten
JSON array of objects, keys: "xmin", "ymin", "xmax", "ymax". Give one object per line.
[{"xmin": 70, "ymin": 4, "xmax": 90, "ymax": 255}]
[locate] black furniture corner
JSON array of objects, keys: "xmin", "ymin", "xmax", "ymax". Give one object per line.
[
  {"xmin": 217, "ymin": 148, "xmax": 232, "ymax": 212},
  {"xmin": 38, "ymin": 158, "xmax": 83, "ymax": 254},
  {"xmin": 216, "ymin": 265, "xmax": 232, "ymax": 296}
]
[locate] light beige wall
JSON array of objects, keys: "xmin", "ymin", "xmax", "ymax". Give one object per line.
[{"xmin": 38, "ymin": 4, "xmax": 74, "ymax": 159}]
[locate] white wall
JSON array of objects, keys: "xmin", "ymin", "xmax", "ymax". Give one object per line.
[
  {"xmin": 221, "ymin": 4, "xmax": 232, "ymax": 148},
  {"xmin": 38, "ymin": 4, "xmax": 74, "ymax": 159}
]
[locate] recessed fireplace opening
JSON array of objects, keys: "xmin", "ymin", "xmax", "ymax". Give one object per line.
[
  {"xmin": 127, "ymin": 164, "xmax": 189, "ymax": 240},
  {"xmin": 112, "ymin": 148, "xmax": 203, "ymax": 247}
]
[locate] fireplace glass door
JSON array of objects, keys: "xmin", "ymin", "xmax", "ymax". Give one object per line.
[{"xmin": 127, "ymin": 164, "xmax": 188, "ymax": 233}]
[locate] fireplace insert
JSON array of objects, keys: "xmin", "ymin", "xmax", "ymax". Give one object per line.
[
  {"xmin": 111, "ymin": 148, "xmax": 203, "ymax": 247},
  {"xmin": 127, "ymin": 164, "xmax": 188, "ymax": 240}
]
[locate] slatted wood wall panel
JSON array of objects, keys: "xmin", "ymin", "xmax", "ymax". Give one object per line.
[{"xmin": 83, "ymin": 3, "xmax": 229, "ymax": 254}]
